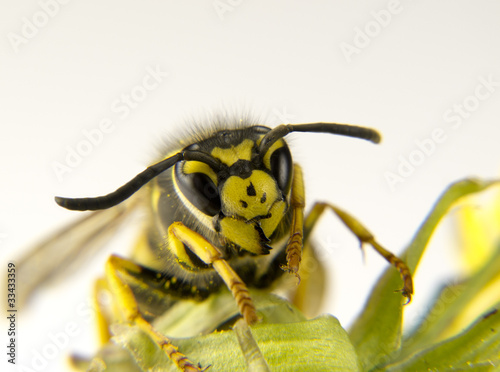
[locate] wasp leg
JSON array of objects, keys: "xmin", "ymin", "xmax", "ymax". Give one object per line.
[
  {"xmin": 303, "ymin": 202, "xmax": 414, "ymax": 303},
  {"xmin": 105, "ymin": 255, "xmax": 202, "ymax": 372},
  {"xmin": 287, "ymin": 240, "xmax": 326, "ymax": 318},
  {"xmin": 281, "ymin": 164, "xmax": 306, "ymax": 281},
  {"xmin": 168, "ymin": 222, "xmax": 259, "ymax": 325},
  {"xmin": 93, "ymin": 278, "xmax": 113, "ymax": 345}
]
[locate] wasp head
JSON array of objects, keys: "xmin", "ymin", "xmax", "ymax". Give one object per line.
[{"xmin": 174, "ymin": 126, "xmax": 292, "ymax": 255}]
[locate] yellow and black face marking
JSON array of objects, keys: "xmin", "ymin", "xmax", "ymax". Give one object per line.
[
  {"xmin": 32, "ymin": 119, "xmax": 413, "ymax": 371},
  {"xmin": 173, "ymin": 126, "xmax": 291, "ymax": 257}
]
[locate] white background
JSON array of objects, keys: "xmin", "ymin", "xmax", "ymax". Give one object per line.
[{"xmin": 1, "ymin": 1, "xmax": 500, "ymax": 371}]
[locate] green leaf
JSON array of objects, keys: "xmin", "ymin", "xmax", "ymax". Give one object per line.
[
  {"xmin": 349, "ymin": 178, "xmax": 500, "ymax": 371},
  {"xmin": 400, "ymin": 243, "xmax": 500, "ymax": 359},
  {"xmin": 383, "ymin": 306, "xmax": 500, "ymax": 371},
  {"xmin": 403, "ymin": 179, "xmax": 499, "ymax": 274},
  {"xmin": 106, "ymin": 291, "xmax": 360, "ymax": 371}
]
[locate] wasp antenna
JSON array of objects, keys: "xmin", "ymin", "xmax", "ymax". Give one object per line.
[
  {"xmin": 55, "ymin": 151, "xmax": 223, "ymax": 211},
  {"xmin": 259, "ymin": 122, "xmax": 381, "ymax": 156},
  {"xmin": 291, "ymin": 123, "xmax": 381, "ymax": 143}
]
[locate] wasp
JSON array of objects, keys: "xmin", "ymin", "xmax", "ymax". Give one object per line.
[{"xmin": 18, "ymin": 118, "xmax": 413, "ymax": 371}]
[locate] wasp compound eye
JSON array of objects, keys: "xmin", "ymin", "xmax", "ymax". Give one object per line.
[
  {"xmin": 175, "ymin": 165, "xmax": 221, "ymax": 216},
  {"xmin": 269, "ymin": 145, "xmax": 292, "ymax": 194}
]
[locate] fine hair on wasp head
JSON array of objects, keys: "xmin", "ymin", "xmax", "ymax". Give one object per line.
[{"xmin": 54, "ymin": 122, "xmax": 380, "ymax": 212}]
